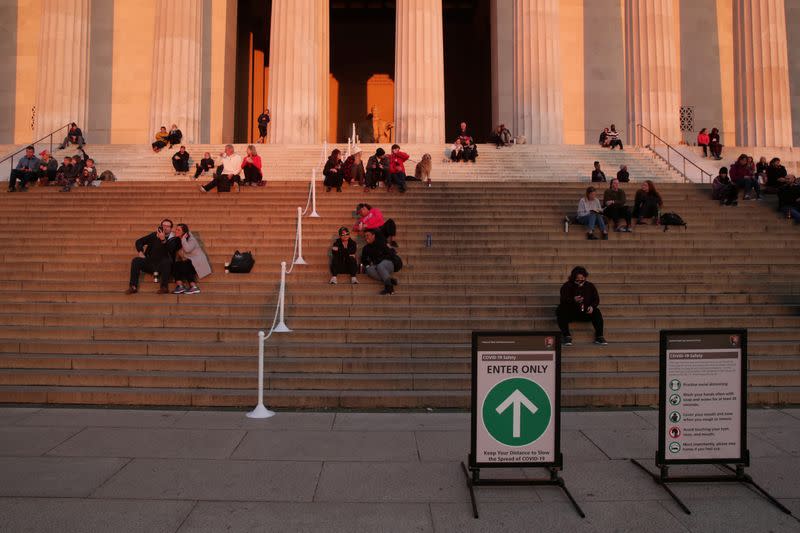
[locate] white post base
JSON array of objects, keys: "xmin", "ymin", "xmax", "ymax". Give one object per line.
[
  {"xmin": 273, "ymin": 322, "xmax": 292, "ymax": 333},
  {"xmin": 246, "ymin": 403, "xmax": 276, "ymax": 419}
]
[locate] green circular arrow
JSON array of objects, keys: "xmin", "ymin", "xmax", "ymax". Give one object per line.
[{"xmin": 482, "ymin": 377, "xmax": 552, "ymax": 447}]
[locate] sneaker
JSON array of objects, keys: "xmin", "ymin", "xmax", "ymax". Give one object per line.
[
  {"xmin": 199, "ymin": 185, "xmax": 207, "ymax": 193},
  {"xmin": 563, "ymin": 335, "xmax": 573, "ymax": 346},
  {"xmin": 744, "ymin": 195, "xmax": 752, "ymax": 200},
  {"xmin": 124, "ymin": 286, "xmax": 138, "ymax": 295},
  {"xmin": 614, "ymin": 227, "xmax": 624, "ymax": 232},
  {"xmin": 624, "ymin": 227, "xmax": 633, "ymax": 232},
  {"xmin": 380, "ymin": 286, "xmax": 394, "ymax": 295},
  {"xmin": 329, "ymin": 276, "xmax": 337, "ymax": 285},
  {"xmin": 185, "ymin": 286, "xmax": 200, "ymax": 294},
  {"xmin": 350, "ymin": 277, "xmax": 359, "ymax": 285},
  {"xmin": 594, "ymin": 337, "xmax": 609, "ymax": 345},
  {"xmin": 587, "ymin": 234, "xmax": 598, "ymax": 240},
  {"xmin": 172, "ymin": 285, "xmax": 186, "ymax": 294}
]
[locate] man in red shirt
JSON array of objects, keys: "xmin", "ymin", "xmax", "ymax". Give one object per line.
[{"xmin": 387, "ymin": 144, "xmax": 409, "ymax": 193}]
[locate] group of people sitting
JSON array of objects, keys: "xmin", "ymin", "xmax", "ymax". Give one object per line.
[
  {"xmin": 712, "ymin": 155, "xmax": 800, "ymax": 221},
  {"xmin": 450, "ymin": 122, "xmax": 479, "ymax": 162},
  {"xmin": 323, "ymin": 145, "xmax": 432, "ymax": 193},
  {"xmin": 126, "ymin": 219, "xmax": 211, "ymax": 295},
  {"xmin": 575, "ymin": 179, "xmax": 663, "ymax": 239},
  {"xmin": 697, "ymin": 128, "xmax": 723, "ymax": 160},
  {"xmin": 328, "ymin": 203, "xmax": 402, "ymax": 295},
  {"xmin": 152, "ymin": 125, "xmax": 183, "ymax": 153},
  {"xmin": 195, "ymin": 144, "xmax": 263, "ymax": 191},
  {"xmin": 7, "ymin": 145, "xmax": 103, "ymax": 193},
  {"xmin": 598, "ymin": 125, "xmax": 623, "ymax": 150}
]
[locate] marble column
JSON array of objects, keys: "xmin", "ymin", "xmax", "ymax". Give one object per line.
[
  {"xmin": 734, "ymin": 0, "xmax": 793, "ymax": 147},
  {"xmin": 624, "ymin": 0, "xmax": 681, "ymax": 145},
  {"xmin": 35, "ymin": 0, "xmax": 91, "ymax": 138},
  {"xmin": 394, "ymin": 0, "xmax": 445, "ymax": 144},
  {"xmin": 512, "ymin": 0, "xmax": 563, "ymax": 144},
  {"xmin": 268, "ymin": 0, "xmax": 329, "ymax": 144},
  {"xmin": 149, "ymin": 0, "xmax": 204, "ymax": 144}
]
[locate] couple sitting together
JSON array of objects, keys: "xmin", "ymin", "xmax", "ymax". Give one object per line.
[{"xmin": 125, "ymin": 219, "xmax": 211, "ymax": 295}]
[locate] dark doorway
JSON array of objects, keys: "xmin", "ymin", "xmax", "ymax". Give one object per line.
[
  {"xmin": 234, "ymin": 0, "xmax": 270, "ymax": 143},
  {"xmin": 443, "ymin": 0, "xmax": 492, "ymax": 143}
]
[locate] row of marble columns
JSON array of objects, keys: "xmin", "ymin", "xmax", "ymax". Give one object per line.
[{"xmin": 31, "ymin": 0, "xmax": 794, "ymax": 147}]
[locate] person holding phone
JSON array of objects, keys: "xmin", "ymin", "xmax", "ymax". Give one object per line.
[
  {"xmin": 126, "ymin": 219, "xmax": 180, "ymax": 294},
  {"xmin": 556, "ymin": 266, "xmax": 607, "ymax": 346}
]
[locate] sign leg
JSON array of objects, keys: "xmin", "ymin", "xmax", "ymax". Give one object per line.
[
  {"xmin": 630, "ymin": 459, "xmax": 692, "ymax": 515},
  {"xmin": 460, "ymin": 462, "xmax": 480, "ymax": 519},
  {"xmin": 556, "ymin": 477, "xmax": 586, "ymax": 518}
]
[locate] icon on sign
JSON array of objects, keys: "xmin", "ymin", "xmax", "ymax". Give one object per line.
[
  {"xmin": 669, "ymin": 394, "xmax": 681, "ymax": 406},
  {"xmin": 669, "ymin": 442, "xmax": 681, "ymax": 453},
  {"xmin": 482, "ymin": 378, "xmax": 552, "ymax": 447},
  {"xmin": 669, "ymin": 411, "xmax": 681, "ymax": 423},
  {"xmin": 669, "ymin": 426, "xmax": 682, "ymax": 438},
  {"xmin": 730, "ymin": 335, "xmax": 740, "ymax": 347},
  {"xmin": 545, "ymin": 336, "xmax": 554, "ymax": 349},
  {"xmin": 669, "ymin": 379, "xmax": 681, "ymax": 391}
]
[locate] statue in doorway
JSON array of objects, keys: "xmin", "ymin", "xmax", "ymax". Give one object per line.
[{"xmin": 370, "ymin": 105, "xmax": 393, "ymax": 143}]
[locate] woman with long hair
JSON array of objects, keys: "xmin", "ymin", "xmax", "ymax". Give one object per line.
[
  {"xmin": 172, "ymin": 224, "xmax": 212, "ymax": 295},
  {"xmin": 414, "ymin": 153, "xmax": 433, "ymax": 188},
  {"xmin": 323, "ymin": 149, "xmax": 343, "ymax": 192},
  {"xmin": 242, "ymin": 144, "xmax": 263, "ymax": 186},
  {"xmin": 633, "ymin": 180, "xmax": 663, "ymax": 224},
  {"xmin": 576, "ymin": 186, "xmax": 608, "ymax": 240}
]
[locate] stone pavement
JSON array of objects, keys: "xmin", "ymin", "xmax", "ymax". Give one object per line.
[{"xmin": 0, "ymin": 407, "xmax": 798, "ymax": 533}]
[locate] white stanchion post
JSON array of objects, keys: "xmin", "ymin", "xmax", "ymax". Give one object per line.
[
  {"xmin": 293, "ymin": 206, "xmax": 307, "ymax": 265},
  {"xmin": 246, "ymin": 330, "xmax": 276, "ymax": 419},
  {"xmin": 309, "ymin": 169, "xmax": 320, "ymax": 218},
  {"xmin": 274, "ymin": 261, "xmax": 292, "ymax": 333}
]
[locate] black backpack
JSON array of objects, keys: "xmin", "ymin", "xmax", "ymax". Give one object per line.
[
  {"xmin": 228, "ymin": 250, "xmax": 255, "ymax": 273},
  {"xmin": 659, "ymin": 212, "xmax": 687, "ymax": 232}
]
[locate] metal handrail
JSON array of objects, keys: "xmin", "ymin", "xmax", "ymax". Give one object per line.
[
  {"xmin": 636, "ymin": 124, "xmax": 713, "ymax": 184},
  {"xmin": 0, "ymin": 122, "xmax": 73, "ymax": 171}
]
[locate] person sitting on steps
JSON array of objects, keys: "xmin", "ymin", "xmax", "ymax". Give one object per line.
[
  {"xmin": 633, "ymin": 180, "xmax": 663, "ymax": 225},
  {"xmin": 329, "ymin": 226, "xmax": 359, "ymax": 285},
  {"xmin": 387, "ymin": 144, "xmax": 409, "ymax": 192},
  {"xmin": 556, "ymin": 266, "xmax": 607, "ymax": 346},
  {"xmin": 361, "ymin": 228, "xmax": 402, "ymax": 296},
  {"xmin": 77, "ymin": 158, "xmax": 98, "ymax": 187},
  {"xmin": 603, "ymin": 178, "xmax": 632, "ymax": 232},
  {"xmin": 577, "ymin": 186, "xmax": 609, "ymax": 240},
  {"xmin": 172, "ymin": 223, "xmax": 211, "ymax": 295},
  {"xmin": 353, "ymin": 203, "xmax": 399, "ymax": 248},
  {"xmin": 455, "ymin": 122, "xmax": 478, "ymax": 162},
  {"xmin": 193, "ymin": 152, "xmax": 215, "ymax": 180},
  {"xmin": 709, "ymin": 127, "xmax": 723, "ymax": 160},
  {"xmin": 37, "ymin": 150, "xmax": 58, "ymax": 185},
  {"xmin": 365, "ymin": 148, "xmax": 387, "ymax": 190},
  {"xmin": 7, "ymin": 146, "xmax": 39, "ymax": 192},
  {"xmin": 617, "ymin": 164, "xmax": 630, "ymax": 183},
  {"xmin": 607, "ymin": 125, "xmax": 623, "ymax": 150},
  {"xmin": 697, "ymin": 128, "xmax": 710, "ymax": 157},
  {"xmin": 729, "ymin": 153, "xmax": 760, "ymax": 200},
  {"xmin": 126, "ymin": 219, "xmax": 180, "ymax": 295},
  {"xmin": 200, "ymin": 144, "xmax": 243, "ymax": 193},
  {"xmin": 591, "ymin": 161, "xmax": 606, "ymax": 182},
  {"xmin": 712, "ymin": 167, "xmax": 738, "ymax": 206},
  {"xmin": 172, "ymin": 146, "xmax": 190, "ymax": 175},
  {"xmin": 166, "ymin": 124, "xmax": 182, "ymax": 148},
  {"xmin": 56, "ymin": 156, "xmax": 78, "ymax": 192},
  {"xmin": 323, "ymin": 148, "xmax": 343, "ymax": 192},
  {"xmin": 152, "ymin": 127, "xmax": 169, "ymax": 152},
  {"xmin": 58, "ymin": 122, "xmax": 85, "ymax": 150},
  {"xmin": 342, "ymin": 149, "xmax": 365, "ymax": 187},
  {"xmin": 241, "ymin": 145, "xmax": 263, "ymax": 186}
]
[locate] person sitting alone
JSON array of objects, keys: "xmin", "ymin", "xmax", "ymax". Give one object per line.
[
  {"xmin": 7, "ymin": 146, "xmax": 39, "ymax": 192},
  {"xmin": 617, "ymin": 165, "xmax": 630, "ymax": 183},
  {"xmin": 37, "ymin": 150, "xmax": 58, "ymax": 186},
  {"xmin": 58, "ymin": 122, "xmax": 85, "ymax": 150},
  {"xmin": 365, "ymin": 148, "xmax": 387, "ymax": 190},
  {"xmin": 591, "ymin": 161, "xmax": 606, "ymax": 182},
  {"xmin": 387, "ymin": 144, "xmax": 409, "ymax": 193},
  {"xmin": 193, "ymin": 152, "xmax": 215, "ymax": 180},
  {"xmin": 167, "ymin": 124, "xmax": 182, "ymax": 148},
  {"xmin": 414, "ymin": 153, "xmax": 432, "ymax": 188},
  {"xmin": 354, "ymin": 203, "xmax": 398, "ymax": 248},
  {"xmin": 603, "ymin": 179, "xmax": 632, "ymax": 232},
  {"xmin": 125, "ymin": 219, "xmax": 180, "ymax": 295},
  {"xmin": 329, "ymin": 226, "xmax": 358, "ymax": 285},
  {"xmin": 633, "ymin": 180, "xmax": 663, "ymax": 224},
  {"xmin": 490, "ymin": 124, "xmax": 512, "ymax": 148},
  {"xmin": 172, "ymin": 223, "xmax": 211, "ymax": 294},
  {"xmin": 242, "ymin": 145, "xmax": 263, "ymax": 186},
  {"xmin": 256, "ymin": 109, "xmax": 270, "ymax": 143},
  {"xmin": 712, "ymin": 167, "xmax": 738, "ymax": 206},
  {"xmin": 577, "ymin": 186, "xmax": 608, "ymax": 240},
  {"xmin": 200, "ymin": 144, "xmax": 243, "ymax": 193},
  {"xmin": 56, "ymin": 156, "xmax": 78, "ymax": 192},
  {"xmin": 152, "ymin": 127, "xmax": 169, "ymax": 152},
  {"xmin": 361, "ymin": 229, "xmax": 402, "ymax": 295},
  {"xmin": 697, "ymin": 128, "xmax": 710, "ymax": 157},
  {"xmin": 606, "ymin": 125, "xmax": 623, "ymax": 150},
  {"xmin": 172, "ymin": 146, "xmax": 190, "ymax": 175},
  {"xmin": 556, "ymin": 266, "xmax": 607, "ymax": 346},
  {"xmin": 323, "ymin": 149, "xmax": 343, "ymax": 192}
]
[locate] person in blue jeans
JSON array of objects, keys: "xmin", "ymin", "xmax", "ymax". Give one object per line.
[{"xmin": 576, "ymin": 186, "xmax": 608, "ymax": 240}]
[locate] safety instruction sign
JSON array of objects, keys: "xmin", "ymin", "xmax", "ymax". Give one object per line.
[
  {"xmin": 471, "ymin": 332, "xmax": 561, "ymax": 468},
  {"xmin": 658, "ymin": 329, "xmax": 748, "ymax": 465}
]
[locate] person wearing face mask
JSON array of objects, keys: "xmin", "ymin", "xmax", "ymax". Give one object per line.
[
  {"xmin": 328, "ymin": 227, "xmax": 359, "ymax": 285},
  {"xmin": 556, "ymin": 266, "xmax": 607, "ymax": 346}
]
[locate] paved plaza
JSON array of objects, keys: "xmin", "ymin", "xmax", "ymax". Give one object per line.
[{"xmin": 0, "ymin": 406, "xmax": 798, "ymax": 532}]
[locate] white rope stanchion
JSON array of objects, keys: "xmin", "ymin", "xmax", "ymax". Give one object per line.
[
  {"xmin": 309, "ymin": 169, "xmax": 320, "ymax": 218},
  {"xmin": 273, "ymin": 261, "xmax": 292, "ymax": 333},
  {"xmin": 247, "ymin": 330, "xmax": 276, "ymax": 419},
  {"xmin": 293, "ymin": 206, "xmax": 307, "ymax": 265}
]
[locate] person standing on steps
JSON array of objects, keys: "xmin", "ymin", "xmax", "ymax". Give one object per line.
[
  {"xmin": 361, "ymin": 229, "xmax": 402, "ymax": 296},
  {"xmin": 126, "ymin": 219, "xmax": 180, "ymax": 295},
  {"xmin": 329, "ymin": 226, "xmax": 359, "ymax": 285},
  {"xmin": 556, "ymin": 266, "xmax": 607, "ymax": 346},
  {"xmin": 256, "ymin": 109, "xmax": 271, "ymax": 143}
]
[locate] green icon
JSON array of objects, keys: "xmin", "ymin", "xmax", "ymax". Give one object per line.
[
  {"xmin": 669, "ymin": 394, "xmax": 681, "ymax": 406},
  {"xmin": 669, "ymin": 442, "xmax": 681, "ymax": 453},
  {"xmin": 669, "ymin": 411, "xmax": 681, "ymax": 423},
  {"xmin": 482, "ymin": 378, "xmax": 551, "ymax": 447},
  {"xmin": 669, "ymin": 379, "xmax": 681, "ymax": 391}
]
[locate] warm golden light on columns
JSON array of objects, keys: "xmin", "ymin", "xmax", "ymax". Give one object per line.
[
  {"xmin": 513, "ymin": 0, "xmax": 563, "ymax": 144},
  {"xmin": 394, "ymin": 0, "xmax": 446, "ymax": 144},
  {"xmin": 35, "ymin": 0, "xmax": 91, "ymax": 138},
  {"xmin": 149, "ymin": 0, "xmax": 204, "ymax": 143},
  {"xmin": 624, "ymin": 0, "xmax": 681, "ymax": 144},
  {"xmin": 733, "ymin": 0, "xmax": 793, "ymax": 147}
]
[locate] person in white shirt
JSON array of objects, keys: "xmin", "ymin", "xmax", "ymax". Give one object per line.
[
  {"xmin": 576, "ymin": 186, "xmax": 608, "ymax": 240},
  {"xmin": 200, "ymin": 144, "xmax": 243, "ymax": 192},
  {"xmin": 607, "ymin": 124, "xmax": 623, "ymax": 150}
]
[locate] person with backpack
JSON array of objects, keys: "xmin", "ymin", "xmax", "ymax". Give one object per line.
[
  {"xmin": 633, "ymin": 180, "xmax": 663, "ymax": 224},
  {"xmin": 556, "ymin": 266, "xmax": 607, "ymax": 346},
  {"xmin": 361, "ymin": 229, "xmax": 402, "ymax": 295}
]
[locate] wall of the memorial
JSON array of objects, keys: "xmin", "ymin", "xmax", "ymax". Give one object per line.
[
  {"xmin": 787, "ymin": 0, "xmax": 800, "ymax": 148},
  {"xmin": 0, "ymin": 0, "xmax": 18, "ymax": 144}
]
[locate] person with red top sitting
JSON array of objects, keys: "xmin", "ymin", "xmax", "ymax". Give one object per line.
[
  {"xmin": 697, "ymin": 128, "xmax": 710, "ymax": 157},
  {"xmin": 353, "ymin": 203, "xmax": 399, "ymax": 247},
  {"xmin": 241, "ymin": 144, "xmax": 263, "ymax": 186},
  {"xmin": 387, "ymin": 144, "xmax": 409, "ymax": 193}
]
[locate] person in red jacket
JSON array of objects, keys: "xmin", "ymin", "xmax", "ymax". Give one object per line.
[
  {"xmin": 387, "ymin": 144, "xmax": 409, "ymax": 193},
  {"xmin": 242, "ymin": 144, "xmax": 263, "ymax": 185},
  {"xmin": 697, "ymin": 128, "xmax": 710, "ymax": 157}
]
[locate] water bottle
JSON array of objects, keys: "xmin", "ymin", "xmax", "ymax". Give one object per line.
[
  {"xmin": 425, "ymin": 233, "xmax": 432, "ymax": 248},
  {"xmin": 564, "ymin": 217, "xmax": 569, "ymax": 233}
]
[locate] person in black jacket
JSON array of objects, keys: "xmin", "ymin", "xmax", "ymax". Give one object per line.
[
  {"xmin": 36, "ymin": 150, "xmax": 58, "ymax": 185},
  {"xmin": 193, "ymin": 152, "xmax": 215, "ymax": 180},
  {"xmin": 256, "ymin": 109, "xmax": 271, "ymax": 143},
  {"xmin": 556, "ymin": 266, "xmax": 607, "ymax": 346},
  {"xmin": 591, "ymin": 161, "xmax": 606, "ymax": 182},
  {"xmin": 361, "ymin": 229, "xmax": 401, "ymax": 295},
  {"xmin": 172, "ymin": 146, "xmax": 190, "ymax": 174},
  {"xmin": 365, "ymin": 148, "xmax": 387, "ymax": 190},
  {"xmin": 323, "ymin": 149, "xmax": 343, "ymax": 192},
  {"xmin": 329, "ymin": 227, "xmax": 359, "ymax": 285},
  {"xmin": 56, "ymin": 156, "xmax": 79, "ymax": 192},
  {"xmin": 58, "ymin": 122, "xmax": 85, "ymax": 150},
  {"xmin": 167, "ymin": 124, "xmax": 182, "ymax": 148},
  {"xmin": 126, "ymin": 219, "xmax": 180, "ymax": 294}
]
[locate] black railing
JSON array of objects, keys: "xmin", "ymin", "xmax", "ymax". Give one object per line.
[
  {"xmin": 0, "ymin": 122, "xmax": 73, "ymax": 171},
  {"xmin": 636, "ymin": 124, "xmax": 713, "ymax": 184}
]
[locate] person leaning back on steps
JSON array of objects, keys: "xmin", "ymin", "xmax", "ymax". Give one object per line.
[
  {"xmin": 126, "ymin": 219, "xmax": 180, "ymax": 295},
  {"xmin": 556, "ymin": 266, "xmax": 607, "ymax": 346}
]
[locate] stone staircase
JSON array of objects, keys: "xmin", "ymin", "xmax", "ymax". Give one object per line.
[{"xmin": 0, "ymin": 146, "xmax": 798, "ymax": 409}]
